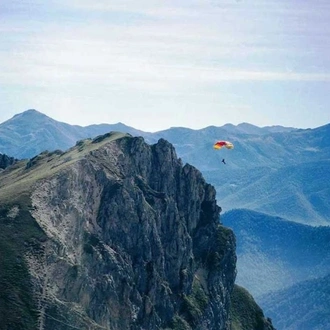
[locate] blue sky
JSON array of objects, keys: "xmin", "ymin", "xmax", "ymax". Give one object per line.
[{"xmin": 1, "ymin": 0, "xmax": 330, "ymax": 131}]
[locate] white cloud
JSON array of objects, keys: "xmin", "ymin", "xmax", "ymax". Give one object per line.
[{"xmin": 0, "ymin": 0, "xmax": 330, "ymax": 130}]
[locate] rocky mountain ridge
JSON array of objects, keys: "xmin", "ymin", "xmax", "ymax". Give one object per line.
[
  {"xmin": 0, "ymin": 132, "xmax": 274, "ymax": 329},
  {"xmin": 2, "ymin": 109, "xmax": 329, "ymax": 224}
]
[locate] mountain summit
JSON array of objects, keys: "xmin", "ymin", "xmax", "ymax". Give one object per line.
[
  {"xmin": 0, "ymin": 109, "xmax": 146, "ymax": 159},
  {"xmin": 1, "ymin": 109, "xmax": 329, "ymax": 224},
  {"xmin": 0, "ymin": 132, "xmax": 275, "ymax": 329},
  {"xmin": 12, "ymin": 108, "xmax": 45, "ymax": 118},
  {"xmin": 0, "ymin": 109, "xmax": 85, "ymax": 158}
]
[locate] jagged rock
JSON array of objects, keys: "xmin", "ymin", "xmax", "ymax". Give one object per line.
[
  {"xmin": 0, "ymin": 132, "xmax": 274, "ymax": 330},
  {"xmin": 0, "ymin": 153, "xmax": 16, "ymax": 169}
]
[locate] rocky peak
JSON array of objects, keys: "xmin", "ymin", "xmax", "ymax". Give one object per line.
[{"xmin": 0, "ymin": 132, "xmax": 274, "ymax": 330}]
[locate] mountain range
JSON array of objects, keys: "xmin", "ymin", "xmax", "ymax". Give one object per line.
[
  {"xmin": 0, "ymin": 109, "xmax": 148, "ymax": 159},
  {"xmin": 0, "ymin": 130, "xmax": 274, "ymax": 330},
  {"xmin": 222, "ymin": 209, "xmax": 330, "ymax": 297},
  {"xmin": 222, "ymin": 209, "xmax": 330, "ymax": 330},
  {"xmin": 259, "ymin": 273, "xmax": 330, "ymax": 330},
  {"xmin": 1, "ymin": 109, "xmax": 329, "ymax": 225},
  {"xmin": 1, "ymin": 108, "xmax": 329, "ymax": 329}
]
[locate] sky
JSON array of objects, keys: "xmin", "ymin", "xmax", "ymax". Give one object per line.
[{"xmin": 1, "ymin": 0, "xmax": 330, "ymax": 132}]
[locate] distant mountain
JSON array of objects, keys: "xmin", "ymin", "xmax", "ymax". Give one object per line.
[
  {"xmin": 0, "ymin": 109, "xmax": 304, "ymax": 166},
  {"xmin": 0, "ymin": 109, "xmax": 148, "ymax": 159},
  {"xmin": 221, "ymin": 209, "xmax": 330, "ymax": 298},
  {"xmin": 222, "ymin": 122, "xmax": 297, "ymax": 135},
  {"xmin": 152, "ymin": 123, "xmax": 330, "ymax": 224},
  {"xmin": 260, "ymin": 273, "xmax": 330, "ymax": 330},
  {"xmin": 1, "ymin": 109, "xmax": 329, "ymax": 224},
  {"xmin": 153, "ymin": 123, "xmax": 330, "ymax": 172},
  {"xmin": 217, "ymin": 160, "xmax": 330, "ymax": 225}
]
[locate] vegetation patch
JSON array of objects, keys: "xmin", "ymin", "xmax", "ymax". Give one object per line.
[
  {"xmin": 206, "ymin": 224, "xmax": 233, "ymax": 269},
  {"xmin": 180, "ymin": 276, "xmax": 209, "ymax": 327},
  {"xmin": 215, "ymin": 225, "xmax": 234, "ymax": 253},
  {"xmin": 0, "ymin": 194, "xmax": 47, "ymax": 329},
  {"xmin": 0, "ymin": 132, "xmax": 130, "ymax": 204},
  {"xmin": 166, "ymin": 314, "xmax": 191, "ymax": 330},
  {"xmin": 75, "ymin": 138, "xmax": 91, "ymax": 151},
  {"xmin": 92, "ymin": 131, "xmax": 127, "ymax": 144},
  {"xmin": 230, "ymin": 284, "xmax": 271, "ymax": 330}
]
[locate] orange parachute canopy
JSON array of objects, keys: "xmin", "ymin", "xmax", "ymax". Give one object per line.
[{"xmin": 213, "ymin": 141, "xmax": 234, "ymax": 150}]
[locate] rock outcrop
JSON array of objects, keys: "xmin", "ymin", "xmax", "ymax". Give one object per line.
[
  {"xmin": 0, "ymin": 153, "xmax": 16, "ymax": 169},
  {"xmin": 0, "ymin": 132, "xmax": 274, "ymax": 330}
]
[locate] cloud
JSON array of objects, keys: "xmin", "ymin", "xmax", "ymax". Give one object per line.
[
  {"xmin": 1, "ymin": 0, "xmax": 330, "ymax": 130},
  {"xmin": 1, "ymin": 23, "xmax": 330, "ymax": 94}
]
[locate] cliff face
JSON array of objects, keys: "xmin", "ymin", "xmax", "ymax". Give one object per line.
[{"xmin": 0, "ymin": 133, "xmax": 274, "ymax": 330}]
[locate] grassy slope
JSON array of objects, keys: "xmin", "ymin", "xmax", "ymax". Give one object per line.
[
  {"xmin": 230, "ymin": 285, "xmax": 273, "ymax": 330},
  {"xmin": 0, "ymin": 132, "xmax": 128, "ymax": 330},
  {"xmin": 0, "ymin": 195, "xmax": 45, "ymax": 329},
  {"xmin": 0, "ymin": 132, "xmax": 129, "ymax": 203}
]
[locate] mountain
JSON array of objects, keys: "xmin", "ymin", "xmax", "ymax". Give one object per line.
[
  {"xmin": 154, "ymin": 124, "xmax": 330, "ymax": 224},
  {"xmin": 153, "ymin": 123, "xmax": 330, "ymax": 172},
  {"xmin": 0, "ymin": 109, "xmax": 148, "ymax": 159},
  {"xmin": 221, "ymin": 209, "xmax": 330, "ymax": 298},
  {"xmin": 1, "ymin": 109, "xmax": 329, "ymax": 225},
  {"xmin": 222, "ymin": 208, "xmax": 330, "ymax": 329},
  {"xmin": 0, "ymin": 132, "xmax": 274, "ymax": 330},
  {"xmin": 217, "ymin": 160, "xmax": 330, "ymax": 225},
  {"xmin": 260, "ymin": 274, "xmax": 330, "ymax": 330}
]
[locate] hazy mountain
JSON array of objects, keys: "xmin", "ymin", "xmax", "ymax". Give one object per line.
[
  {"xmin": 152, "ymin": 123, "xmax": 330, "ymax": 224},
  {"xmin": 0, "ymin": 109, "xmax": 148, "ymax": 159},
  {"xmin": 1, "ymin": 109, "xmax": 329, "ymax": 225},
  {"xmin": 217, "ymin": 160, "xmax": 330, "ymax": 225},
  {"xmin": 153, "ymin": 123, "xmax": 330, "ymax": 172},
  {"xmin": 220, "ymin": 122, "xmax": 297, "ymax": 135},
  {"xmin": 221, "ymin": 209, "xmax": 330, "ymax": 298},
  {"xmin": 0, "ymin": 109, "xmax": 303, "ymax": 166},
  {"xmin": 260, "ymin": 273, "xmax": 330, "ymax": 330}
]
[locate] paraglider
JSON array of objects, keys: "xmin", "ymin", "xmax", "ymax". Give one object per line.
[
  {"xmin": 213, "ymin": 141, "xmax": 234, "ymax": 150},
  {"xmin": 213, "ymin": 141, "xmax": 234, "ymax": 164}
]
